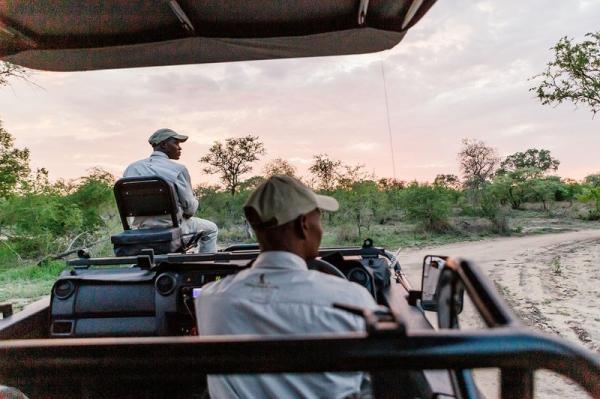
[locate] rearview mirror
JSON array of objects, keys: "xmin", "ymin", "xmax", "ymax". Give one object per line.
[
  {"xmin": 421, "ymin": 255, "xmax": 465, "ymax": 329},
  {"xmin": 421, "ymin": 255, "xmax": 446, "ymax": 311}
]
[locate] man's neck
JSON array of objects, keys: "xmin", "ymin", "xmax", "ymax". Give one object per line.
[{"xmin": 151, "ymin": 150, "xmax": 169, "ymax": 158}]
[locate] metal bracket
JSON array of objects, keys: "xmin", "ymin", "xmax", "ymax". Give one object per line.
[
  {"xmin": 358, "ymin": 0, "xmax": 369, "ymax": 26},
  {"xmin": 137, "ymin": 249, "xmax": 155, "ymax": 269},
  {"xmin": 0, "ymin": 303, "xmax": 13, "ymax": 319},
  {"xmin": 168, "ymin": 1, "xmax": 196, "ymax": 34},
  {"xmin": 401, "ymin": 0, "xmax": 424, "ymax": 29}
]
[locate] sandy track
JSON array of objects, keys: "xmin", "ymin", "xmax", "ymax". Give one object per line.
[{"xmin": 396, "ymin": 229, "xmax": 600, "ymax": 398}]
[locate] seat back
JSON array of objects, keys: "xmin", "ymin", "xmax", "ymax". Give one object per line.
[{"xmin": 114, "ymin": 176, "xmax": 179, "ymax": 230}]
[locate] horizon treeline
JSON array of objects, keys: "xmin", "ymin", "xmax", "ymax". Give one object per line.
[{"xmin": 1, "ymin": 129, "xmax": 599, "ymax": 264}]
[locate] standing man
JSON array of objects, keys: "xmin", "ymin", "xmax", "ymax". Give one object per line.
[
  {"xmin": 124, "ymin": 128, "xmax": 218, "ymax": 253},
  {"xmin": 195, "ymin": 175, "xmax": 376, "ymax": 398}
]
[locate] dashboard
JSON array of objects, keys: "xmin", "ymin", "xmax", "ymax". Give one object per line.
[{"xmin": 50, "ymin": 254, "xmax": 391, "ymax": 338}]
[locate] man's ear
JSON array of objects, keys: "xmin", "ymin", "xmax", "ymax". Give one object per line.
[{"xmin": 295, "ymin": 215, "xmax": 309, "ymax": 239}]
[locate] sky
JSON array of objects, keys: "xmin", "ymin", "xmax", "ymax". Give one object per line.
[{"xmin": 0, "ymin": 0, "xmax": 598, "ymax": 186}]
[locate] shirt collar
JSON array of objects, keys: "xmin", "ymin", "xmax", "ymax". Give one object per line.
[
  {"xmin": 253, "ymin": 251, "xmax": 308, "ymax": 271},
  {"xmin": 150, "ymin": 151, "xmax": 169, "ymax": 159}
]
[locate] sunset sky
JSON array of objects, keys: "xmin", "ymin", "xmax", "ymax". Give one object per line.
[{"xmin": 0, "ymin": 0, "xmax": 598, "ymax": 186}]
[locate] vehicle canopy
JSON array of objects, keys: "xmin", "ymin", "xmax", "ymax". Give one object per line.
[{"xmin": 0, "ymin": 0, "xmax": 436, "ymax": 71}]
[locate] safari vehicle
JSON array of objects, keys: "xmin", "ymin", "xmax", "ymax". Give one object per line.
[{"xmin": 0, "ymin": 1, "xmax": 599, "ymax": 398}]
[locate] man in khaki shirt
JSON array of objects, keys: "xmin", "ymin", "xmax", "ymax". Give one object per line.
[
  {"xmin": 124, "ymin": 128, "xmax": 218, "ymax": 253},
  {"xmin": 196, "ymin": 176, "xmax": 376, "ymax": 398}
]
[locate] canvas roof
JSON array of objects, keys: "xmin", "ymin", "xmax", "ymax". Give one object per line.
[{"xmin": 0, "ymin": 0, "xmax": 436, "ymax": 71}]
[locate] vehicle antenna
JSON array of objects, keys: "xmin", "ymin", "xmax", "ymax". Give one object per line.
[{"xmin": 380, "ymin": 59, "xmax": 397, "ymax": 179}]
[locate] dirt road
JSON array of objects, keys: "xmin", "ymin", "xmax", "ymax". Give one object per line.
[{"xmin": 396, "ymin": 228, "xmax": 600, "ymax": 398}]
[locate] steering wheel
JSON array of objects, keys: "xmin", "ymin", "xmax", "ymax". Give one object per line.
[{"xmin": 307, "ymin": 258, "xmax": 347, "ymax": 279}]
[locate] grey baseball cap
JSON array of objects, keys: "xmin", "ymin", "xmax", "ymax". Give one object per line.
[
  {"xmin": 244, "ymin": 175, "xmax": 339, "ymax": 229},
  {"xmin": 148, "ymin": 128, "xmax": 188, "ymax": 145}
]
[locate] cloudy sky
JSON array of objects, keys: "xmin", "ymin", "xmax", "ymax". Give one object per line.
[{"xmin": 0, "ymin": 0, "xmax": 598, "ymax": 186}]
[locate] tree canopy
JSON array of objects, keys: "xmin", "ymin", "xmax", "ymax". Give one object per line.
[
  {"xmin": 433, "ymin": 174, "xmax": 461, "ymax": 190},
  {"xmin": 262, "ymin": 158, "xmax": 297, "ymax": 178},
  {"xmin": 0, "ymin": 123, "xmax": 30, "ymax": 198},
  {"xmin": 309, "ymin": 154, "xmax": 341, "ymax": 191},
  {"xmin": 457, "ymin": 138, "xmax": 500, "ymax": 191},
  {"xmin": 499, "ymin": 148, "xmax": 560, "ymax": 177},
  {"xmin": 585, "ymin": 173, "xmax": 600, "ymax": 187},
  {"xmin": 531, "ymin": 31, "xmax": 600, "ymax": 116},
  {"xmin": 199, "ymin": 135, "xmax": 265, "ymax": 196}
]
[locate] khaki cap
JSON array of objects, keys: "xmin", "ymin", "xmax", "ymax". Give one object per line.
[
  {"xmin": 244, "ymin": 175, "xmax": 339, "ymax": 228},
  {"xmin": 148, "ymin": 128, "xmax": 188, "ymax": 145}
]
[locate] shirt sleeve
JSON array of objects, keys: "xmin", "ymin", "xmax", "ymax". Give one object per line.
[
  {"xmin": 122, "ymin": 164, "xmax": 133, "ymax": 177},
  {"xmin": 175, "ymin": 168, "xmax": 199, "ymax": 217}
]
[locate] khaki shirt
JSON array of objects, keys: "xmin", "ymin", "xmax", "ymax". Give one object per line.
[
  {"xmin": 123, "ymin": 151, "xmax": 199, "ymax": 228},
  {"xmin": 196, "ymin": 251, "xmax": 377, "ymax": 399}
]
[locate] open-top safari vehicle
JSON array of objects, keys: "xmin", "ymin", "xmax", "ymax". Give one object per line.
[{"xmin": 0, "ymin": 1, "xmax": 599, "ymax": 398}]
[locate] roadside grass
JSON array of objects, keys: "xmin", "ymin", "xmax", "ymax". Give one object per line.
[
  {"xmin": 320, "ymin": 222, "xmax": 489, "ymax": 249},
  {"xmin": 0, "ymin": 256, "xmax": 66, "ymax": 311}
]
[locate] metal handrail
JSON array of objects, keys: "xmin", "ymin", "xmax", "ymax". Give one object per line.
[
  {"xmin": 449, "ymin": 258, "xmax": 520, "ymax": 328},
  {"xmin": 66, "ymin": 246, "xmax": 387, "ymax": 267},
  {"xmin": 0, "ymin": 329, "xmax": 597, "ymax": 397}
]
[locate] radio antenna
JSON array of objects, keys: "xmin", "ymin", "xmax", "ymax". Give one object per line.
[{"xmin": 380, "ymin": 59, "xmax": 397, "ymax": 179}]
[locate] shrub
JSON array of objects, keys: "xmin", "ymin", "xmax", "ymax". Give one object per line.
[
  {"xmin": 480, "ymin": 188, "xmax": 510, "ymax": 234},
  {"xmin": 577, "ymin": 186, "xmax": 600, "ymax": 220},
  {"xmin": 398, "ymin": 184, "xmax": 452, "ymax": 233}
]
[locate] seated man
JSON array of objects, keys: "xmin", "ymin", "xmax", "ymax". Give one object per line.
[
  {"xmin": 123, "ymin": 128, "xmax": 218, "ymax": 253},
  {"xmin": 195, "ymin": 175, "xmax": 377, "ymax": 398}
]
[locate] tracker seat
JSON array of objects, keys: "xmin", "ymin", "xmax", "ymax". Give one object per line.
[{"xmin": 110, "ymin": 176, "xmax": 193, "ymax": 256}]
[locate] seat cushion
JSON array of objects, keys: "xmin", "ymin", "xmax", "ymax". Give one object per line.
[
  {"xmin": 111, "ymin": 227, "xmax": 182, "ymax": 245},
  {"xmin": 111, "ymin": 227, "xmax": 183, "ymax": 256}
]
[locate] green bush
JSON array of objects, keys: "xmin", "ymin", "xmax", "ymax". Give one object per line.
[
  {"xmin": 480, "ymin": 187, "xmax": 510, "ymax": 234},
  {"xmin": 398, "ymin": 184, "xmax": 452, "ymax": 233},
  {"xmin": 330, "ymin": 181, "xmax": 387, "ymax": 237},
  {"xmin": 577, "ymin": 186, "xmax": 600, "ymax": 220},
  {"xmin": 0, "ymin": 169, "xmax": 115, "ymax": 259}
]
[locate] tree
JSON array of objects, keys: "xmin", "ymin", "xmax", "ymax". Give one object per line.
[
  {"xmin": 433, "ymin": 174, "xmax": 461, "ymax": 190},
  {"xmin": 68, "ymin": 168, "xmax": 116, "ymax": 228},
  {"xmin": 458, "ymin": 138, "xmax": 500, "ymax": 191},
  {"xmin": 498, "ymin": 149, "xmax": 559, "ymax": 177},
  {"xmin": 0, "ymin": 123, "xmax": 30, "ymax": 198},
  {"xmin": 489, "ymin": 170, "xmax": 530, "ymax": 210},
  {"xmin": 479, "ymin": 186, "xmax": 510, "ymax": 234},
  {"xmin": 309, "ymin": 154, "xmax": 341, "ymax": 191},
  {"xmin": 0, "ymin": 61, "xmax": 30, "ymax": 87},
  {"xmin": 578, "ymin": 187, "xmax": 600, "ymax": 220},
  {"xmin": 529, "ymin": 176, "xmax": 562, "ymax": 211},
  {"xmin": 377, "ymin": 178, "xmax": 406, "ymax": 190},
  {"xmin": 262, "ymin": 158, "xmax": 297, "ymax": 178},
  {"xmin": 584, "ymin": 173, "xmax": 600, "ymax": 187},
  {"xmin": 19, "ymin": 167, "xmax": 53, "ymax": 195},
  {"xmin": 333, "ymin": 181, "xmax": 382, "ymax": 238},
  {"xmin": 337, "ymin": 163, "xmax": 369, "ymax": 189},
  {"xmin": 531, "ymin": 32, "xmax": 600, "ymax": 116},
  {"xmin": 399, "ymin": 183, "xmax": 452, "ymax": 233},
  {"xmin": 200, "ymin": 135, "xmax": 265, "ymax": 196}
]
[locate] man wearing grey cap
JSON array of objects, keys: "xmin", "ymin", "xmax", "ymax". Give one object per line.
[
  {"xmin": 195, "ymin": 175, "xmax": 376, "ymax": 398},
  {"xmin": 123, "ymin": 128, "xmax": 218, "ymax": 253}
]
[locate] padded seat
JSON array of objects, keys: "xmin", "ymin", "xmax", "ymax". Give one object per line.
[
  {"xmin": 110, "ymin": 176, "xmax": 185, "ymax": 257},
  {"xmin": 111, "ymin": 227, "xmax": 183, "ymax": 257}
]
